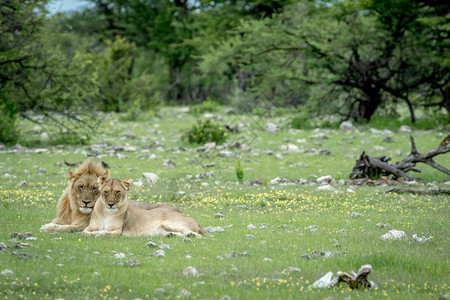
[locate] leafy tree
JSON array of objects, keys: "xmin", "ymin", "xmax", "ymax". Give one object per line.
[
  {"xmin": 201, "ymin": 0, "xmax": 449, "ymax": 123},
  {"xmin": 0, "ymin": 0, "xmax": 99, "ymax": 144}
]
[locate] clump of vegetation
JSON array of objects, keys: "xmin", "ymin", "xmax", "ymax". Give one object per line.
[
  {"xmin": 0, "ymin": 99, "xmax": 18, "ymax": 144},
  {"xmin": 235, "ymin": 160, "xmax": 244, "ymax": 183},
  {"xmin": 183, "ymin": 119, "xmax": 226, "ymax": 144},
  {"xmin": 291, "ymin": 116, "xmax": 313, "ymax": 130},
  {"xmin": 190, "ymin": 99, "xmax": 221, "ymax": 115}
]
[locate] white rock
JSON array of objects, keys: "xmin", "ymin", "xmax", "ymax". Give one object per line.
[
  {"xmin": 247, "ymin": 224, "xmax": 256, "ymax": 230},
  {"xmin": 350, "ymin": 212, "xmax": 364, "ymax": 218},
  {"xmin": 114, "ymin": 252, "xmax": 126, "ymax": 259},
  {"xmin": 339, "ymin": 120, "xmax": 358, "ymax": 132},
  {"xmin": 154, "ymin": 250, "xmax": 166, "ymax": 257},
  {"xmin": 205, "ymin": 226, "xmax": 225, "ymax": 233},
  {"xmin": 1, "ymin": 269, "xmax": 13, "ymax": 276},
  {"xmin": 270, "ymin": 177, "xmax": 281, "ymax": 185},
  {"xmin": 265, "ymin": 122, "xmax": 280, "ymax": 133},
  {"xmin": 312, "ymin": 271, "xmax": 334, "ymax": 288},
  {"xmin": 316, "ymin": 175, "xmax": 333, "ymax": 184},
  {"xmin": 381, "ymin": 229, "xmax": 407, "ymax": 240},
  {"xmin": 133, "ymin": 180, "xmax": 143, "ymax": 188},
  {"xmin": 142, "ymin": 172, "xmax": 159, "ymax": 184},
  {"xmin": 263, "ymin": 258, "xmax": 273, "ymax": 262},
  {"xmin": 317, "ymin": 184, "xmax": 335, "ymax": 191},
  {"xmin": 279, "ymin": 144, "xmax": 299, "ymax": 152},
  {"xmin": 412, "ymin": 234, "xmax": 431, "ymax": 243},
  {"xmin": 179, "ymin": 289, "xmax": 191, "ymax": 297},
  {"xmin": 182, "ymin": 266, "xmax": 200, "ymax": 277},
  {"xmin": 399, "ymin": 125, "xmax": 412, "ymax": 133}
]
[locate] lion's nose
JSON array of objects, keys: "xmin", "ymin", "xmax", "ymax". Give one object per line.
[
  {"xmin": 108, "ymin": 203, "xmax": 114, "ymax": 208},
  {"xmin": 82, "ymin": 200, "xmax": 90, "ymax": 206}
]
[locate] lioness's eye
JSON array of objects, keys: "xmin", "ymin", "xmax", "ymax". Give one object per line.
[
  {"xmin": 115, "ymin": 191, "xmax": 120, "ymax": 196},
  {"xmin": 92, "ymin": 187, "xmax": 97, "ymax": 192},
  {"xmin": 104, "ymin": 191, "xmax": 108, "ymax": 196},
  {"xmin": 78, "ymin": 186, "xmax": 83, "ymax": 191}
]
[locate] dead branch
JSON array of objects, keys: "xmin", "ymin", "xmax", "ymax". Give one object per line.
[
  {"xmin": 350, "ymin": 134, "xmax": 450, "ymax": 181},
  {"xmin": 385, "ymin": 187, "xmax": 450, "ymax": 195}
]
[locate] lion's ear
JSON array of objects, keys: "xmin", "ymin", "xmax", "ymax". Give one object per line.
[
  {"xmin": 122, "ymin": 178, "xmax": 133, "ymax": 191},
  {"xmin": 99, "ymin": 171, "xmax": 109, "ymax": 186},
  {"xmin": 67, "ymin": 171, "xmax": 75, "ymax": 180}
]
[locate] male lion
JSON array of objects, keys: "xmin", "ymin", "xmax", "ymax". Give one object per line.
[
  {"xmin": 40, "ymin": 159, "xmax": 178, "ymax": 233},
  {"xmin": 82, "ymin": 177, "xmax": 205, "ymax": 237}
]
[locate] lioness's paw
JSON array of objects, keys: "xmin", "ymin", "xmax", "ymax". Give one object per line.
[
  {"xmin": 164, "ymin": 232, "xmax": 183, "ymax": 238},
  {"xmin": 184, "ymin": 231, "xmax": 201, "ymax": 238}
]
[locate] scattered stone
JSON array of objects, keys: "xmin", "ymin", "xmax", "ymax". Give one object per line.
[
  {"xmin": 279, "ymin": 224, "xmax": 288, "ymax": 229},
  {"xmin": 11, "ymin": 232, "xmax": 33, "ymax": 239},
  {"xmin": 216, "ymin": 256, "xmax": 224, "ymax": 260},
  {"xmin": 179, "ymin": 289, "xmax": 191, "ymax": 297},
  {"xmin": 25, "ymin": 237, "xmax": 38, "ymax": 241},
  {"xmin": 153, "ymin": 250, "xmax": 166, "ymax": 257},
  {"xmin": 123, "ymin": 259, "xmax": 140, "ymax": 267},
  {"xmin": 245, "ymin": 235, "xmax": 256, "ymax": 239},
  {"xmin": 56, "ymin": 264, "xmax": 64, "ymax": 267},
  {"xmin": 144, "ymin": 241, "xmax": 158, "ymax": 248},
  {"xmin": 205, "ymin": 226, "xmax": 225, "ymax": 233},
  {"xmin": 226, "ymin": 251, "xmax": 249, "ymax": 258},
  {"xmin": 205, "ymin": 163, "xmax": 217, "ymax": 168},
  {"xmin": 38, "ymin": 167, "xmax": 47, "ymax": 173},
  {"xmin": 399, "ymin": 125, "xmax": 412, "ymax": 133},
  {"xmin": 214, "ymin": 211, "xmax": 225, "ymax": 218},
  {"xmin": 221, "ymin": 295, "xmax": 232, "ymax": 300},
  {"xmin": 1, "ymin": 269, "xmax": 13, "ymax": 276},
  {"xmin": 11, "ymin": 251, "xmax": 33, "ymax": 259},
  {"xmin": 376, "ymin": 222, "xmax": 391, "ymax": 228},
  {"xmin": 281, "ymin": 267, "xmax": 301, "ymax": 274},
  {"xmin": 309, "ymin": 133, "xmax": 329, "ymax": 140},
  {"xmin": 265, "ymin": 122, "xmax": 280, "ymax": 133},
  {"xmin": 0, "ymin": 242, "xmax": 7, "ymax": 251},
  {"xmin": 317, "ymin": 175, "xmax": 333, "ymax": 184},
  {"xmin": 182, "ymin": 266, "xmax": 200, "ymax": 277},
  {"xmin": 250, "ymin": 179, "xmax": 263, "ymax": 185},
  {"xmin": 183, "ymin": 237, "xmax": 192, "ymax": 243},
  {"xmin": 159, "ymin": 244, "xmax": 170, "ymax": 250},
  {"xmin": 263, "ymin": 257, "xmax": 273, "ymax": 262},
  {"xmin": 17, "ymin": 181, "xmax": 28, "ymax": 187},
  {"xmin": 142, "ymin": 172, "xmax": 159, "ymax": 184},
  {"xmin": 317, "ymin": 184, "xmax": 336, "ymax": 191},
  {"xmin": 163, "ymin": 159, "xmax": 176, "ymax": 168},
  {"xmin": 279, "ymin": 144, "xmax": 300, "ymax": 152},
  {"xmin": 319, "ymin": 149, "xmax": 332, "ymax": 155},
  {"xmin": 14, "ymin": 243, "xmax": 29, "ymax": 249},
  {"xmin": 308, "ymin": 225, "xmax": 319, "ymax": 232},
  {"xmin": 382, "ymin": 136, "xmax": 393, "ymax": 143},
  {"xmin": 219, "ymin": 150, "xmax": 237, "ymax": 158},
  {"xmin": 247, "ymin": 224, "xmax": 256, "ymax": 230},
  {"xmin": 154, "ymin": 288, "xmax": 165, "ymax": 294},
  {"xmin": 114, "ymin": 252, "xmax": 126, "ymax": 259},
  {"xmin": 412, "ymin": 234, "xmax": 431, "ymax": 243},
  {"xmin": 275, "ymin": 153, "xmax": 284, "ymax": 159},
  {"xmin": 381, "ymin": 229, "xmax": 407, "ymax": 240},
  {"xmin": 340, "ymin": 120, "xmax": 358, "ymax": 132},
  {"xmin": 350, "ymin": 212, "xmax": 364, "ymax": 218}
]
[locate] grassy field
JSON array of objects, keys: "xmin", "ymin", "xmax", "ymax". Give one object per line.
[{"xmin": 0, "ymin": 107, "xmax": 449, "ymax": 299}]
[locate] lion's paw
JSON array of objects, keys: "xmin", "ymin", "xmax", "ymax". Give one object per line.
[{"xmin": 40, "ymin": 223, "xmax": 57, "ymax": 232}]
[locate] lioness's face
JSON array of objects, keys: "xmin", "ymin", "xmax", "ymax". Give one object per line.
[
  {"xmin": 71, "ymin": 173, "xmax": 101, "ymax": 214},
  {"xmin": 99, "ymin": 178, "xmax": 132, "ymax": 211}
]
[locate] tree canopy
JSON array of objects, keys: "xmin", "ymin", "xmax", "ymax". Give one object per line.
[{"xmin": 0, "ymin": 0, "xmax": 448, "ymax": 143}]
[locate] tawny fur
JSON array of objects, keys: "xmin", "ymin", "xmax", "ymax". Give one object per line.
[
  {"xmin": 41, "ymin": 159, "xmax": 179, "ymax": 233},
  {"xmin": 83, "ymin": 178, "xmax": 205, "ymax": 237}
]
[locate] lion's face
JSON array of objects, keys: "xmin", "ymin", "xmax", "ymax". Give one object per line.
[
  {"xmin": 70, "ymin": 173, "xmax": 102, "ymax": 214},
  {"xmin": 99, "ymin": 178, "xmax": 132, "ymax": 212}
]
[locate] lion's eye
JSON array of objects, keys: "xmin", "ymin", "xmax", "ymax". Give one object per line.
[
  {"xmin": 78, "ymin": 186, "xmax": 83, "ymax": 191},
  {"xmin": 104, "ymin": 191, "xmax": 108, "ymax": 196},
  {"xmin": 115, "ymin": 191, "xmax": 120, "ymax": 196},
  {"xmin": 92, "ymin": 187, "xmax": 97, "ymax": 192}
]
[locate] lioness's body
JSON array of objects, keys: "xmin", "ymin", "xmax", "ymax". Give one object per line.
[
  {"xmin": 83, "ymin": 178, "xmax": 205, "ymax": 237},
  {"xmin": 40, "ymin": 160, "xmax": 179, "ymax": 233}
]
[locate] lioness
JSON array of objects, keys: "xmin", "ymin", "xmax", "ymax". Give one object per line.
[
  {"xmin": 40, "ymin": 159, "xmax": 179, "ymax": 233},
  {"xmin": 82, "ymin": 177, "xmax": 205, "ymax": 237}
]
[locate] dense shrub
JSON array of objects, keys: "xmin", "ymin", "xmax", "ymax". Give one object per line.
[
  {"xmin": 183, "ymin": 119, "xmax": 226, "ymax": 144},
  {"xmin": 291, "ymin": 116, "xmax": 312, "ymax": 129},
  {"xmin": 0, "ymin": 99, "xmax": 18, "ymax": 144},
  {"xmin": 190, "ymin": 99, "xmax": 221, "ymax": 115}
]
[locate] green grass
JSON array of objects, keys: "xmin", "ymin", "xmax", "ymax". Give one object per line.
[{"xmin": 0, "ymin": 107, "xmax": 449, "ymax": 299}]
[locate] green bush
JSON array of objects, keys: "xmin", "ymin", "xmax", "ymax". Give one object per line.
[
  {"xmin": 235, "ymin": 160, "xmax": 244, "ymax": 183},
  {"xmin": 183, "ymin": 119, "xmax": 226, "ymax": 144},
  {"xmin": 291, "ymin": 116, "xmax": 312, "ymax": 129},
  {"xmin": 190, "ymin": 99, "xmax": 221, "ymax": 115},
  {"xmin": 0, "ymin": 99, "xmax": 18, "ymax": 144}
]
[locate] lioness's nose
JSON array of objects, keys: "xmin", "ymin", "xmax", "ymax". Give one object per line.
[
  {"xmin": 82, "ymin": 200, "xmax": 90, "ymax": 206},
  {"xmin": 108, "ymin": 203, "xmax": 114, "ymax": 208}
]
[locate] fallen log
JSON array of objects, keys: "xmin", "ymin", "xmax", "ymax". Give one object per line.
[
  {"xmin": 350, "ymin": 134, "xmax": 450, "ymax": 181},
  {"xmin": 385, "ymin": 187, "xmax": 450, "ymax": 195}
]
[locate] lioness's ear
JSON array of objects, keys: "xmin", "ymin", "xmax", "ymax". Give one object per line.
[
  {"xmin": 122, "ymin": 178, "xmax": 133, "ymax": 191},
  {"xmin": 99, "ymin": 171, "xmax": 109, "ymax": 186}
]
